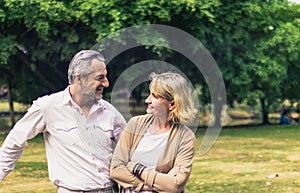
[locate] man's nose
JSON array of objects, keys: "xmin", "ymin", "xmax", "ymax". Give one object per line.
[{"xmin": 101, "ymin": 78, "xmax": 109, "ymax": 87}]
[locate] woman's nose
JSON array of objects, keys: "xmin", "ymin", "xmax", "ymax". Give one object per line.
[{"xmin": 145, "ymin": 95, "xmax": 151, "ymax": 103}]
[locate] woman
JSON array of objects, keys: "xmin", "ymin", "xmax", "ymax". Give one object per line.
[{"xmin": 110, "ymin": 72, "xmax": 198, "ymax": 193}]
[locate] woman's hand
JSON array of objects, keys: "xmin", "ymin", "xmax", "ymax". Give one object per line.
[{"xmin": 142, "ymin": 184, "xmax": 152, "ymax": 191}]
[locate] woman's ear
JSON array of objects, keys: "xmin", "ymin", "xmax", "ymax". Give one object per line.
[{"xmin": 169, "ymin": 100, "xmax": 176, "ymax": 111}]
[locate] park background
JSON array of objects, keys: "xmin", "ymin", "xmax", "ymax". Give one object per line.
[{"xmin": 0, "ymin": 0, "xmax": 299, "ymax": 192}]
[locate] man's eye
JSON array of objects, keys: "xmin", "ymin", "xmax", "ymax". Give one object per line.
[{"xmin": 95, "ymin": 76, "xmax": 104, "ymax": 81}]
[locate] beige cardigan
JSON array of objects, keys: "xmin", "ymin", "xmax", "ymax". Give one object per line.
[{"xmin": 110, "ymin": 114, "xmax": 196, "ymax": 193}]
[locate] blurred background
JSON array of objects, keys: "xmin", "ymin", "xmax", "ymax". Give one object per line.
[{"xmin": 0, "ymin": 0, "xmax": 299, "ymax": 132}]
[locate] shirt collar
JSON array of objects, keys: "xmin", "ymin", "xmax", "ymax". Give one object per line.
[{"xmin": 62, "ymin": 86, "xmax": 73, "ymax": 105}]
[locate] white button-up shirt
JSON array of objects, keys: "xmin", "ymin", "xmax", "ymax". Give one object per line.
[{"xmin": 0, "ymin": 87, "xmax": 126, "ymax": 190}]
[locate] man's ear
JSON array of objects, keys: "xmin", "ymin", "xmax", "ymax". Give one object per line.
[{"xmin": 75, "ymin": 74, "xmax": 82, "ymax": 83}]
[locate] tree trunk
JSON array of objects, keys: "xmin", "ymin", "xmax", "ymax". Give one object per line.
[
  {"xmin": 260, "ymin": 97, "xmax": 270, "ymax": 125},
  {"xmin": 213, "ymin": 103, "xmax": 224, "ymax": 128},
  {"xmin": 7, "ymin": 79, "xmax": 15, "ymax": 127}
]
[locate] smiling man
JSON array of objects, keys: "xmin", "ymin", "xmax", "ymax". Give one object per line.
[{"xmin": 0, "ymin": 50, "xmax": 126, "ymax": 193}]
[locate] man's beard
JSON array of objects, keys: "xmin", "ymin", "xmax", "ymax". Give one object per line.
[{"xmin": 81, "ymin": 85, "xmax": 99, "ymax": 102}]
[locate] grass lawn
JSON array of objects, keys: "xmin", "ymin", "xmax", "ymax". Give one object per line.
[
  {"xmin": 0, "ymin": 125, "xmax": 299, "ymax": 193},
  {"xmin": 187, "ymin": 125, "xmax": 300, "ymax": 193},
  {"xmin": 0, "ymin": 100, "xmax": 29, "ymax": 113}
]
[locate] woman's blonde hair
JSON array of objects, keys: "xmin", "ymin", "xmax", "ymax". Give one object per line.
[{"xmin": 149, "ymin": 72, "xmax": 198, "ymax": 124}]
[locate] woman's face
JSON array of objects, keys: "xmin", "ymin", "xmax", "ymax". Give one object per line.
[{"xmin": 145, "ymin": 88, "xmax": 172, "ymax": 119}]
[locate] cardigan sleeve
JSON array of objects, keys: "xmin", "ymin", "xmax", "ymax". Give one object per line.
[
  {"xmin": 110, "ymin": 118, "xmax": 144, "ymax": 192},
  {"xmin": 143, "ymin": 128, "xmax": 196, "ymax": 193}
]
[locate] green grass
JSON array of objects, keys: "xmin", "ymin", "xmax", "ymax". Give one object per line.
[
  {"xmin": 0, "ymin": 125, "xmax": 299, "ymax": 193},
  {"xmin": 0, "ymin": 134, "xmax": 54, "ymax": 193},
  {"xmin": 0, "ymin": 100, "xmax": 29, "ymax": 112},
  {"xmin": 0, "ymin": 100, "xmax": 29, "ymax": 131},
  {"xmin": 187, "ymin": 125, "xmax": 300, "ymax": 193},
  {"xmin": 0, "ymin": 101, "xmax": 29, "ymax": 131}
]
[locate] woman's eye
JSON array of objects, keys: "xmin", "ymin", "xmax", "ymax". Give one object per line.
[{"xmin": 152, "ymin": 93, "xmax": 158, "ymax": 98}]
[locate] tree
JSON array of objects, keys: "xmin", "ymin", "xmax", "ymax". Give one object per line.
[
  {"xmin": 203, "ymin": 0, "xmax": 300, "ymax": 124},
  {"xmin": 0, "ymin": 0, "xmax": 299, "ymax": 127},
  {"xmin": 0, "ymin": 0, "xmax": 97, "ymax": 126}
]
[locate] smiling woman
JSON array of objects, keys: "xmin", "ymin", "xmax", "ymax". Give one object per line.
[{"xmin": 110, "ymin": 72, "xmax": 198, "ymax": 193}]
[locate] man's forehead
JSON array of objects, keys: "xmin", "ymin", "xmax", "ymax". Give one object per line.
[
  {"xmin": 91, "ymin": 60, "xmax": 106, "ymax": 71},
  {"xmin": 91, "ymin": 58, "xmax": 106, "ymax": 66}
]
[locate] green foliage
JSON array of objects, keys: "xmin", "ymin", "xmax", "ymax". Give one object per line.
[
  {"xmin": 0, "ymin": 0, "xmax": 298, "ymax": 123},
  {"xmin": 0, "ymin": 0, "xmax": 98, "ymax": 103},
  {"xmin": 0, "ymin": 36, "xmax": 17, "ymax": 66},
  {"xmin": 203, "ymin": 0, "xmax": 299, "ymax": 123}
]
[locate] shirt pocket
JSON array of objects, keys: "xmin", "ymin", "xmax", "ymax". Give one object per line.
[
  {"xmin": 94, "ymin": 125, "xmax": 114, "ymax": 147},
  {"xmin": 54, "ymin": 122, "xmax": 80, "ymax": 146}
]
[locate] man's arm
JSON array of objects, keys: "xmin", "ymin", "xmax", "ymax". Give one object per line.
[{"xmin": 0, "ymin": 101, "xmax": 46, "ymax": 182}]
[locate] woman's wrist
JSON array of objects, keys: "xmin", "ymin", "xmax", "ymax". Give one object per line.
[{"xmin": 133, "ymin": 163, "xmax": 147, "ymax": 179}]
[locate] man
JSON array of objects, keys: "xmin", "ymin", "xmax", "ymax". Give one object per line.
[{"xmin": 0, "ymin": 50, "xmax": 126, "ymax": 193}]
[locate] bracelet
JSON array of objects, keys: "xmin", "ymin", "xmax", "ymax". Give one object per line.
[
  {"xmin": 133, "ymin": 163, "xmax": 147, "ymax": 178},
  {"xmin": 138, "ymin": 165, "xmax": 146, "ymax": 178}
]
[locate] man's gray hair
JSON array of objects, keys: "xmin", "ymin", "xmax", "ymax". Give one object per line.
[{"xmin": 68, "ymin": 50, "xmax": 105, "ymax": 84}]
